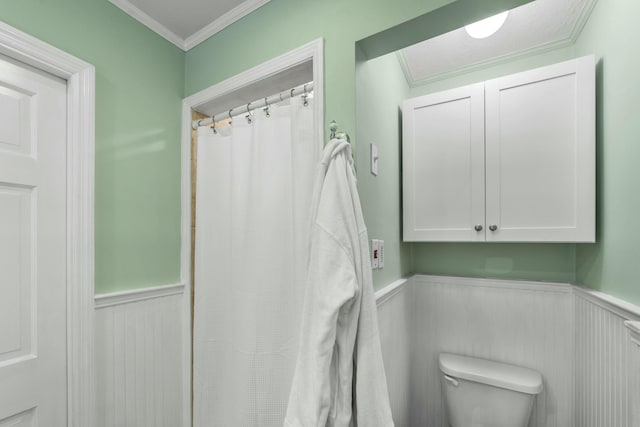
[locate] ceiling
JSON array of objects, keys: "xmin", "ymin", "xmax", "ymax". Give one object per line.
[
  {"xmin": 111, "ymin": 0, "xmax": 597, "ymax": 84},
  {"xmin": 109, "ymin": 0, "xmax": 271, "ymax": 51},
  {"xmin": 400, "ymin": 0, "xmax": 598, "ymax": 86}
]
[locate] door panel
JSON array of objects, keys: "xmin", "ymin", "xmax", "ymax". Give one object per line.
[
  {"xmin": 0, "ymin": 185, "xmax": 33, "ymax": 365},
  {"xmin": 403, "ymin": 83, "xmax": 485, "ymax": 241},
  {"xmin": 0, "ymin": 55, "xmax": 67, "ymax": 425},
  {"xmin": 485, "ymin": 56, "xmax": 595, "ymax": 242}
]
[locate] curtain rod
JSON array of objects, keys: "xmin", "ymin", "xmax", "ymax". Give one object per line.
[{"xmin": 192, "ymin": 81, "xmax": 314, "ymax": 130}]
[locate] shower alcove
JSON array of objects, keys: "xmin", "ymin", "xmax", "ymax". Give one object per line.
[{"xmin": 181, "ymin": 39, "xmax": 324, "ymax": 427}]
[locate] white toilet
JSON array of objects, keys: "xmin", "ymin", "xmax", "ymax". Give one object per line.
[{"xmin": 439, "ymin": 353, "xmax": 543, "ymax": 427}]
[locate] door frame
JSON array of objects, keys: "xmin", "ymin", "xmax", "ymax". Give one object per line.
[
  {"xmin": 0, "ymin": 22, "xmax": 95, "ymax": 426},
  {"xmin": 180, "ymin": 38, "xmax": 323, "ymax": 426}
]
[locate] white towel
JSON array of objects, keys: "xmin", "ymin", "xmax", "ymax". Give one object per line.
[{"xmin": 284, "ymin": 139, "xmax": 394, "ymax": 427}]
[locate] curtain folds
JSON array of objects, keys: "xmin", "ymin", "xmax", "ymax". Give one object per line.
[{"xmin": 194, "ymin": 97, "xmax": 319, "ymax": 426}]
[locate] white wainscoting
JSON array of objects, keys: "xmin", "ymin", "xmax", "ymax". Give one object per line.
[
  {"xmin": 94, "ymin": 284, "xmax": 186, "ymax": 427},
  {"xmin": 410, "ymin": 275, "xmax": 574, "ymax": 427},
  {"xmin": 90, "ymin": 276, "xmax": 640, "ymax": 427},
  {"xmin": 376, "ymin": 279, "xmax": 413, "ymax": 427},
  {"xmin": 574, "ymin": 287, "xmax": 640, "ymax": 427}
]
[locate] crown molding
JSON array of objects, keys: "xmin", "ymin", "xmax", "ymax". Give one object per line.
[
  {"xmin": 184, "ymin": 0, "xmax": 271, "ymax": 50},
  {"xmin": 400, "ymin": 0, "xmax": 599, "ymax": 88},
  {"xmin": 569, "ymin": 0, "xmax": 599, "ymax": 43},
  {"xmin": 109, "ymin": 0, "xmax": 271, "ymax": 51},
  {"xmin": 402, "ymin": 37, "xmax": 575, "ymax": 88},
  {"xmin": 109, "ymin": 0, "xmax": 186, "ymax": 50}
]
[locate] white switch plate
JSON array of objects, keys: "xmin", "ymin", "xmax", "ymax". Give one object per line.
[
  {"xmin": 371, "ymin": 239, "xmax": 379, "ymax": 269},
  {"xmin": 370, "ymin": 143, "xmax": 379, "ymax": 176},
  {"xmin": 378, "ymin": 240, "xmax": 384, "ymax": 269}
]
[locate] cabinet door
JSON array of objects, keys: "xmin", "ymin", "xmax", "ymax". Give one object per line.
[
  {"xmin": 402, "ymin": 83, "xmax": 485, "ymax": 241},
  {"xmin": 485, "ymin": 56, "xmax": 595, "ymax": 242}
]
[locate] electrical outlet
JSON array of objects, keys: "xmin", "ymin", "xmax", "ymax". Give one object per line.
[
  {"xmin": 378, "ymin": 240, "xmax": 384, "ymax": 269},
  {"xmin": 371, "ymin": 239, "xmax": 379, "ymax": 269}
]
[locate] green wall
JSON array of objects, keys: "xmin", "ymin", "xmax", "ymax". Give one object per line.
[
  {"xmin": 185, "ymin": 0, "xmax": 530, "ymax": 134},
  {"xmin": 355, "ymin": 48, "xmax": 412, "ymax": 288},
  {"xmin": 1, "ymin": 0, "xmax": 184, "ymax": 293},
  {"xmin": 3, "ymin": 0, "xmax": 639, "ymax": 305},
  {"xmin": 185, "ymin": 0, "xmax": 530, "ymax": 292},
  {"xmin": 355, "ymin": 46, "xmax": 581, "ymax": 285},
  {"xmin": 573, "ymin": 0, "xmax": 640, "ymax": 305},
  {"xmin": 1, "ymin": 0, "xmax": 526, "ymax": 294},
  {"xmin": 406, "ymin": 46, "xmax": 579, "ymax": 284},
  {"xmin": 355, "ymin": 0, "xmax": 640, "ymax": 305}
]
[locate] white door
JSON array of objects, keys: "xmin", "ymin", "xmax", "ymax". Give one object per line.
[
  {"xmin": 484, "ymin": 56, "xmax": 595, "ymax": 242},
  {"xmin": 402, "ymin": 82, "xmax": 485, "ymax": 241},
  {"xmin": 0, "ymin": 54, "xmax": 68, "ymax": 425}
]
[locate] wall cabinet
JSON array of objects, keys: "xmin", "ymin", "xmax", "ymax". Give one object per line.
[{"xmin": 402, "ymin": 56, "xmax": 595, "ymax": 242}]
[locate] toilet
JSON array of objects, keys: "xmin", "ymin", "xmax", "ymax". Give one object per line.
[{"xmin": 439, "ymin": 353, "xmax": 543, "ymax": 427}]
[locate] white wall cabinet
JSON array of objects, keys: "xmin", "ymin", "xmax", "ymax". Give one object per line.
[{"xmin": 402, "ymin": 55, "xmax": 595, "ymax": 242}]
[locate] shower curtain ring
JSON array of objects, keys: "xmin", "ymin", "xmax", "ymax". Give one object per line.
[
  {"xmin": 263, "ymin": 97, "xmax": 270, "ymax": 117},
  {"xmin": 228, "ymin": 109, "xmax": 233, "ymax": 125},
  {"xmin": 245, "ymin": 103, "xmax": 253, "ymax": 124},
  {"xmin": 244, "ymin": 103, "xmax": 251, "ymax": 124},
  {"xmin": 211, "ymin": 116, "xmax": 217, "ymax": 134}
]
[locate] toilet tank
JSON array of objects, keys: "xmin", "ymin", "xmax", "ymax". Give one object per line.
[{"xmin": 439, "ymin": 353, "xmax": 543, "ymax": 427}]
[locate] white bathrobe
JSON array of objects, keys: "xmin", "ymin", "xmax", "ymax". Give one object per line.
[{"xmin": 285, "ymin": 139, "xmax": 394, "ymax": 427}]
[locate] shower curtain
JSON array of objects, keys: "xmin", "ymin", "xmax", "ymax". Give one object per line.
[{"xmin": 193, "ymin": 96, "xmax": 319, "ymax": 426}]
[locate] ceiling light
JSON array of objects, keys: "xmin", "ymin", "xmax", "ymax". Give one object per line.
[{"xmin": 465, "ymin": 11, "xmax": 509, "ymax": 39}]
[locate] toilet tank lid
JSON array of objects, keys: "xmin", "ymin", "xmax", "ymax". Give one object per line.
[{"xmin": 439, "ymin": 353, "xmax": 543, "ymax": 395}]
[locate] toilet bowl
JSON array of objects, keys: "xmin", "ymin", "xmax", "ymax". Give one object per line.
[{"xmin": 439, "ymin": 353, "xmax": 543, "ymax": 427}]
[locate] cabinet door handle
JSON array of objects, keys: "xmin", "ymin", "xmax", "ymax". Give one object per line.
[
  {"xmin": 474, "ymin": 224, "xmax": 483, "ymax": 231},
  {"xmin": 489, "ymin": 224, "xmax": 498, "ymax": 231}
]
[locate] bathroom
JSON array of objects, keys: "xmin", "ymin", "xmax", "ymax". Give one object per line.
[{"xmin": 1, "ymin": 0, "xmax": 640, "ymax": 425}]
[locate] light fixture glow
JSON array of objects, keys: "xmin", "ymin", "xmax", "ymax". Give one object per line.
[{"xmin": 465, "ymin": 11, "xmax": 509, "ymax": 39}]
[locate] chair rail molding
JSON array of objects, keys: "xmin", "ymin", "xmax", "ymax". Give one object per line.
[
  {"xmin": 95, "ymin": 283, "xmax": 186, "ymax": 309},
  {"xmin": 375, "ymin": 278, "xmax": 410, "ymax": 306},
  {"xmin": 625, "ymin": 321, "xmax": 640, "ymax": 347},
  {"xmin": 574, "ymin": 285, "xmax": 640, "ymax": 321},
  {"xmin": 0, "ymin": 21, "xmax": 96, "ymax": 427}
]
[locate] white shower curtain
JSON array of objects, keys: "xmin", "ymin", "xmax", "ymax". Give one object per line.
[{"xmin": 193, "ymin": 96, "xmax": 319, "ymax": 426}]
